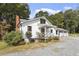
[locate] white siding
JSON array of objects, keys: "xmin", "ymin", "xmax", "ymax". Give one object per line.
[
  {"xmin": 47, "ymin": 28, "xmax": 56, "ymax": 37},
  {"xmin": 59, "ymin": 32, "xmax": 68, "ymax": 37},
  {"xmin": 20, "ymin": 18, "xmax": 54, "ymax": 39},
  {"xmin": 20, "ymin": 21, "xmax": 40, "ymax": 39},
  {"xmin": 20, "ymin": 17, "xmax": 68, "ymax": 42}
]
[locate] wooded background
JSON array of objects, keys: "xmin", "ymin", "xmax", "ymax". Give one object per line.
[{"xmin": 0, "ymin": 3, "xmax": 79, "ymax": 40}]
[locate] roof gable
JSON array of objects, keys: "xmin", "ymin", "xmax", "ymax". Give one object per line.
[{"xmin": 20, "ymin": 16, "xmax": 57, "ymax": 27}]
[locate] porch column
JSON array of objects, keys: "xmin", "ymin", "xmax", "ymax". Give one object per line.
[
  {"xmin": 57, "ymin": 30, "xmax": 60, "ymax": 36},
  {"xmin": 45, "ymin": 27, "xmax": 47, "ymax": 41}
]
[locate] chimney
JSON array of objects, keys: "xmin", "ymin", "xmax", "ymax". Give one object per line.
[{"xmin": 16, "ymin": 15, "xmax": 20, "ymax": 32}]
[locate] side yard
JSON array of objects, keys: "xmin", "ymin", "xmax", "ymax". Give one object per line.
[
  {"xmin": 69, "ymin": 33, "xmax": 79, "ymax": 37},
  {"xmin": 4, "ymin": 36, "xmax": 79, "ymax": 56},
  {"xmin": 0, "ymin": 33, "xmax": 79, "ymax": 55},
  {"xmin": 0, "ymin": 39, "xmax": 59, "ymax": 55}
]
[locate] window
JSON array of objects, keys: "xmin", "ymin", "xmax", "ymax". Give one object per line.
[
  {"xmin": 50, "ymin": 29, "xmax": 53, "ymax": 33},
  {"xmin": 27, "ymin": 26, "xmax": 32, "ymax": 31},
  {"xmin": 40, "ymin": 19, "xmax": 46, "ymax": 24}
]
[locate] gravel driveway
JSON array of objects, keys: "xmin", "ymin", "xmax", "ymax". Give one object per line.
[{"xmin": 4, "ymin": 36, "xmax": 79, "ymax": 56}]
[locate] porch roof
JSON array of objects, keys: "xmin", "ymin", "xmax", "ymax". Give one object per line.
[
  {"xmin": 56, "ymin": 28, "xmax": 68, "ymax": 32},
  {"xmin": 39, "ymin": 24, "xmax": 57, "ymax": 28}
]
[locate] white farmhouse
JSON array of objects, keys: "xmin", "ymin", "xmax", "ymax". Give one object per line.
[{"xmin": 19, "ymin": 16, "xmax": 68, "ymax": 42}]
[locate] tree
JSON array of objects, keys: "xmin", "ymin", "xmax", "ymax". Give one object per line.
[
  {"xmin": 64, "ymin": 9, "xmax": 79, "ymax": 33},
  {"xmin": 0, "ymin": 3, "xmax": 30, "ymax": 31},
  {"xmin": 35, "ymin": 11, "xmax": 49, "ymax": 18},
  {"xmin": 34, "ymin": 9, "xmax": 79, "ymax": 33},
  {"xmin": 48, "ymin": 12, "xmax": 64, "ymax": 28},
  {"xmin": 74, "ymin": 9, "xmax": 79, "ymax": 33},
  {"xmin": 0, "ymin": 20, "xmax": 11, "ymax": 40}
]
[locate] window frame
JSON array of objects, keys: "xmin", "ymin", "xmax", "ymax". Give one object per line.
[
  {"xmin": 50, "ymin": 29, "xmax": 53, "ymax": 33},
  {"xmin": 40, "ymin": 18, "xmax": 46, "ymax": 24},
  {"xmin": 27, "ymin": 26, "xmax": 32, "ymax": 31}
]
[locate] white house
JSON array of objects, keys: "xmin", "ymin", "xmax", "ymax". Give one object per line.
[{"xmin": 19, "ymin": 16, "xmax": 68, "ymax": 42}]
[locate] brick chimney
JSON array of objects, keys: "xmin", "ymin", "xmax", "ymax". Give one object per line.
[{"xmin": 16, "ymin": 15, "xmax": 20, "ymax": 32}]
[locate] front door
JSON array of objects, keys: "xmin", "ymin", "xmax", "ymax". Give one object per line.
[
  {"xmin": 40, "ymin": 28, "xmax": 45, "ymax": 34},
  {"xmin": 40, "ymin": 28, "xmax": 45, "ymax": 38},
  {"xmin": 26, "ymin": 26, "xmax": 32, "ymax": 38}
]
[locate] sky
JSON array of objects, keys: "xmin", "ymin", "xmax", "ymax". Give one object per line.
[{"xmin": 28, "ymin": 3, "xmax": 79, "ymax": 18}]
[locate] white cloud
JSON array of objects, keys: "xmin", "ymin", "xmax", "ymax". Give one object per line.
[{"xmin": 64, "ymin": 7, "xmax": 72, "ymax": 10}]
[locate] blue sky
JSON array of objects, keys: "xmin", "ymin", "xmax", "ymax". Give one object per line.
[{"xmin": 28, "ymin": 3, "xmax": 79, "ymax": 18}]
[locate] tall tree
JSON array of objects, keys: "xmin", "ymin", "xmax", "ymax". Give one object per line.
[
  {"xmin": 34, "ymin": 9, "xmax": 79, "ymax": 33},
  {"xmin": 0, "ymin": 20, "xmax": 11, "ymax": 40},
  {"xmin": 74, "ymin": 9, "xmax": 79, "ymax": 33},
  {"xmin": 35, "ymin": 11, "xmax": 49, "ymax": 18},
  {"xmin": 64, "ymin": 9, "xmax": 79, "ymax": 33},
  {"xmin": 48, "ymin": 12, "xmax": 64, "ymax": 28},
  {"xmin": 0, "ymin": 3, "xmax": 30, "ymax": 31}
]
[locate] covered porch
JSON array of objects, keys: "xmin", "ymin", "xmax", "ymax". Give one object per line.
[
  {"xmin": 56, "ymin": 28, "xmax": 68, "ymax": 37},
  {"xmin": 38, "ymin": 24, "xmax": 56, "ymax": 39}
]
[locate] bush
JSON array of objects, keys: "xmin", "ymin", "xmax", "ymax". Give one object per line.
[
  {"xmin": 3, "ymin": 31, "xmax": 23, "ymax": 46},
  {"xmin": 26, "ymin": 31, "xmax": 32, "ymax": 38},
  {"xmin": 17, "ymin": 39, "xmax": 26, "ymax": 45},
  {"xmin": 53, "ymin": 36, "xmax": 59, "ymax": 40},
  {"xmin": 0, "ymin": 42, "xmax": 8, "ymax": 50},
  {"xmin": 47, "ymin": 36, "xmax": 53, "ymax": 42},
  {"xmin": 46, "ymin": 36, "xmax": 59, "ymax": 42},
  {"xmin": 36, "ymin": 32, "xmax": 45, "ymax": 39},
  {"xmin": 36, "ymin": 32, "xmax": 45, "ymax": 42},
  {"xmin": 36, "ymin": 32, "xmax": 59, "ymax": 42}
]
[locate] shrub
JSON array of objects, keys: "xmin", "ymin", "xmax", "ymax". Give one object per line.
[
  {"xmin": 47, "ymin": 36, "xmax": 52, "ymax": 42},
  {"xmin": 26, "ymin": 31, "xmax": 32, "ymax": 38},
  {"xmin": 46, "ymin": 36, "xmax": 59, "ymax": 42},
  {"xmin": 37, "ymin": 32, "xmax": 53, "ymax": 42},
  {"xmin": 37, "ymin": 32, "xmax": 59, "ymax": 42},
  {"xmin": 3, "ymin": 31, "xmax": 23, "ymax": 46},
  {"xmin": 36, "ymin": 32, "xmax": 45, "ymax": 42},
  {"xmin": 36, "ymin": 32, "xmax": 45, "ymax": 39},
  {"xmin": 16, "ymin": 39, "xmax": 26, "ymax": 46},
  {"xmin": 0, "ymin": 42, "xmax": 8, "ymax": 50},
  {"xmin": 53, "ymin": 36, "xmax": 59, "ymax": 40}
]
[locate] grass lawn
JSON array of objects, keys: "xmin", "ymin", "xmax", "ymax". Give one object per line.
[
  {"xmin": 69, "ymin": 33, "xmax": 79, "ymax": 37},
  {"xmin": 0, "ymin": 40, "xmax": 59, "ymax": 55}
]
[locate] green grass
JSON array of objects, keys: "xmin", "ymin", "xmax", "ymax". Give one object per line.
[
  {"xmin": 0, "ymin": 41, "xmax": 8, "ymax": 50},
  {"xmin": 69, "ymin": 33, "xmax": 79, "ymax": 37}
]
